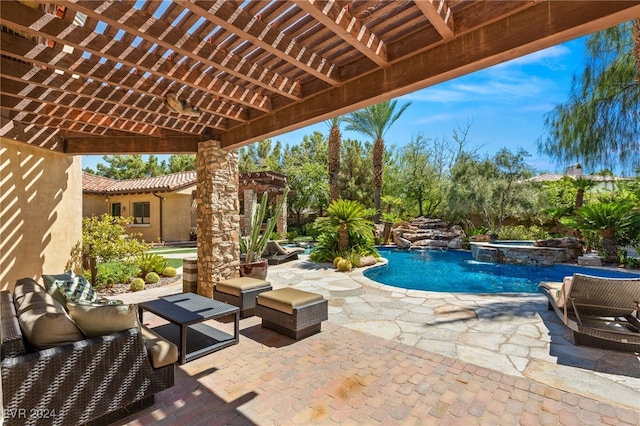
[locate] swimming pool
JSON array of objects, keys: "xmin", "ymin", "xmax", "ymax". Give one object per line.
[{"xmin": 363, "ymin": 248, "xmax": 640, "ymax": 293}]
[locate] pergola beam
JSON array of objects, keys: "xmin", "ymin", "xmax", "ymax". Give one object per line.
[{"xmin": 65, "ymin": 135, "xmax": 201, "ymax": 154}]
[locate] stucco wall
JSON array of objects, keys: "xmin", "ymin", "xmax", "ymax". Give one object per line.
[
  {"xmin": 84, "ymin": 193, "xmax": 108, "ymax": 217},
  {"xmin": 162, "ymin": 189, "xmax": 195, "ymax": 242},
  {"xmin": 0, "ymin": 138, "xmax": 82, "ymax": 291}
]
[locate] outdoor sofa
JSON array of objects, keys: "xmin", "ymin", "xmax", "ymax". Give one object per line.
[
  {"xmin": 1, "ymin": 277, "xmax": 176, "ymax": 425},
  {"xmin": 539, "ymin": 273, "xmax": 640, "ymax": 352}
]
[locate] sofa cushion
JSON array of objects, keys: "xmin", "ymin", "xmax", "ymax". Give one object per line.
[
  {"xmin": 14, "ymin": 284, "xmax": 84, "ymax": 349},
  {"xmin": 42, "ymin": 272, "xmax": 75, "ymax": 307},
  {"xmin": 140, "ymin": 325, "xmax": 179, "ymax": 368},
  {"xmin": 13, "ymin": 277, "xmax": 46, "ymax": 304},
  {"xmin": 56, "ymin": 275, "xmax": 98, "ymax": 304},
  {"xmin": 67, "ymin": 302, "xmax": 139, "ymax": 338}
]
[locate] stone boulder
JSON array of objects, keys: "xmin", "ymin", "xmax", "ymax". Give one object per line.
[
  {"xmin": 534, "ymin": 237, "xmax": 584, "ymax": 262},
  {"xmin": 358, "ymin": 256, "xmax": 378, "ymax": 267}
]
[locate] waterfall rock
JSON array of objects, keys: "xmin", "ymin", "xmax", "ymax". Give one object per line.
[{"xmin": 392, "ymin": 217, "xmax": 466, "ymax": 250}]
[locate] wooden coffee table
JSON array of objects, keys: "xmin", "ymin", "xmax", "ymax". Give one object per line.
[{"xmin": 139, "ymin": 293, "xmax": 239, "ymax": 364}]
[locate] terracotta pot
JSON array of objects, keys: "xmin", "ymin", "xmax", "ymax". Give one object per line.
[{"xmin": 239, "ymin": 259, "xmax": 268, "ymax": 280}]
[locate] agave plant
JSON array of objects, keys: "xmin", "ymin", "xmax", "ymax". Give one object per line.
[
  {"xmin": 574, "ymin": 200, "xmax": 640, "ymax": 263},
  {"xmin": 240, "ymin": 187, "xmax": 289, "ymax": 263}
]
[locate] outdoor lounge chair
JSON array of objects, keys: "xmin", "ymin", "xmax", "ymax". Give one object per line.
[
  {"xmin": 263, "ymin": 241, "xmax": 305, "ymax": 265},
  {"xmin": 539, "ymin": 273, "xmax": 640, "ymax": 352}
]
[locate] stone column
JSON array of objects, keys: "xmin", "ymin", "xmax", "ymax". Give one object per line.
[
  {"xmin": 243, "ymin": 189, "xmax": 256, "ymax": 236},
  {"xmin": 276, "ymin": 193, "xmax": 287, "ymax": 236},
  {"xmin": 196, "ymin": 141, "xmax": 240, "ymax": 297}
]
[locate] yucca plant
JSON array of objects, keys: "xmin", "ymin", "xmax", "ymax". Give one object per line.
[
  {"xmin": 241, "ymin": 187, "xmax": 289, "ymax": 263},
  {"xmin": 569, "ymin": 201, "xmax": 640, "ymax": 263}
]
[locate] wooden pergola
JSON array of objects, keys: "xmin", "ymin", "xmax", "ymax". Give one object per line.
[{"xmin": 2, "ymin": 1, "xmax": 639, "ymax": 153}]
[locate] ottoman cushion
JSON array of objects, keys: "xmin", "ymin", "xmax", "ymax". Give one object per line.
[
  {"xmin": 217, "ymin": 277, "xmax": 270, "ymax": 297},
  {"xmin": 257, "ymin": 288, "xmax": 323, "ymax": 315}
]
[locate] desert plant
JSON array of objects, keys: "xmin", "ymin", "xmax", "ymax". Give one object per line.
[
  {"xmin": 336, "ymin": 258, "xmax": 352, "ymax": 272},
  {"xmin": 145, "ymin": 272, "xmax": 160, "ymax": 284},
  {"xmin": 240, "ymin": 187, "xmax": 290, "ymax": 263},
  {"xmin": 566, "ymin": 201, "xmax": 640, "ymax": 263},
  {"xmin": 162, "ymin": 266, "xmax": 177, "ymax": 277},
  {"xmin": 136, "ymin": 253, "xmax": 168, "ymax": 276},
  {"xmin": 130, "ymin": 278, "xmax": 145, "ymax": 292}
]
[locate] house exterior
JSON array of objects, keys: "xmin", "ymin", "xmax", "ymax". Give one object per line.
[
  {"xmin": 82, "ymin": 171, "xmax": 289, "ymax": 244},
  {"xmin": 529, "ymin": 164, "xmax": 632, "ymax": 191},
  {"xmin": 83, "ymin": 171, "xmax": 197, "ymax": 243}
]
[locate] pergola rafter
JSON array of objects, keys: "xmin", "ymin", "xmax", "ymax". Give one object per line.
[
  {"xmin": 414, "ymin": 0, "xmax": 455, "ymax": 41},
  {"xmin": 292, "ymin": 0, "xmax": 388, "ymax": 66}
]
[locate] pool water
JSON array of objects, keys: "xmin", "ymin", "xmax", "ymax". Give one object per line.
[{"xmin": 364, "ymin": 248, "xmax": 640, "ymax": 293}]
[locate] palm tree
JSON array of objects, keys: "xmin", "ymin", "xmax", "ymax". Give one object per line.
[
  {"xmin": 575, "ymin": 201, "xmax": 640, "ymax": 263},
  {"xmin": 313, "ymin": 199, "xmax": 375, "ymax": 253},
  {"xmin": 326, "ymin": 116, "xmax": 343, "ymax": 202},
  {"xmin": 345, "ymin": 100, "xmax": 411, "ymax": 222},
  {"xmin": 571, "ymin": 176, "xmax": 596, "ymax": 209}
]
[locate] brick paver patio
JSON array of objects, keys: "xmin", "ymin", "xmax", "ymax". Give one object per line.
[{"xmin": 114, "ymin": 312, "xmax": 640, "ymax": 425}]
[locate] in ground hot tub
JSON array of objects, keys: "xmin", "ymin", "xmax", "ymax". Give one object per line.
[{"xmin": 470, "ymin": 241, "xmax": 566, "ymax": 266}]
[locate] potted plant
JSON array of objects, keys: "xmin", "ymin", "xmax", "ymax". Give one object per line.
[{"xmin": 239, "ymin": 187, "xmax": 289, "ymax": 279}]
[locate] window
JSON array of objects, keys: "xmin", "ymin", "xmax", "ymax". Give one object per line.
[
  {"xmin": 111, "ymin": 203, "xmax": 121, "ymax": 217},
  {"xmin": 133, "ymin": 202, "xmax": 150, "ymax": 224}
]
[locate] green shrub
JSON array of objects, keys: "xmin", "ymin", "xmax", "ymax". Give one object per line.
[
  {"xmin": 145, "ymin": 272, "xmax": 160, "ymax": 284},
  {"xmin": 130, "ymin": 278, "xmax": 145, "ymax": 292},
  {"xmin": 105, "ymin": 278, "xmax": 115, "ymax": 289},
  {"xmin": 136, "ymin": 253, "xmax": 168, "ymax": 276},
  {"xmin": 497, "ymin": 225, "xmax": 550, "ymax": 241},
  {"xmin": 286, "ymin": 230, "xmax": 299, "ymax": 243},
  {"xmin": 95, "ymin": 261, "xmax": 138, "ymax": 286},
  {"xmin": 162, "ymin": 266, "xmax": 177, "ymax": 277}
]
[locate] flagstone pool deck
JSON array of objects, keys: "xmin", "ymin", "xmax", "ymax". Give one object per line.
[{"xmin": 113, "ymin": 256, "xmax": 640, "ymax": 425}]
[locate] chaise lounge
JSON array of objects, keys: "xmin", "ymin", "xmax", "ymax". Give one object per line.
[
  {"xmin": 539, "ymin": 273, "xmax": 640, "ymax": 352},
  {"xmin": 263, "ymin": 241, "xmax": 305, "ymax": 265}
]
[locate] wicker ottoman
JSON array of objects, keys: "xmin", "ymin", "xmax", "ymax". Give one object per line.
[
  {"xmin": 214, "ymin": 277, "xmax": 272, "ymax": 318},
  {"xmin": 256, "ymin": 288, "xmax": 328, "ymax": 339}
]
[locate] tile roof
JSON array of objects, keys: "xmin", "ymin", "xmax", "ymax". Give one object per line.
[
  {"xmin": 528, "ymin": 174, "xmax": 632, "ymax": 183},
  {"xmin": 82, "ymin": 171, "xmax": 196, "ymax": 194}
]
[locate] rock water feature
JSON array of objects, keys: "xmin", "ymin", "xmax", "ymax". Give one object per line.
[{"xmin": 392, "ymin": 217, "xmax": 465, "ymax": 249}]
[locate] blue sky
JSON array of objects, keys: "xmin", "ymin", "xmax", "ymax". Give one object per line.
[{"xmin": 83, "ymin": 37, "xmax": 587, "ymax": 175}]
